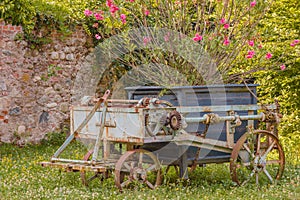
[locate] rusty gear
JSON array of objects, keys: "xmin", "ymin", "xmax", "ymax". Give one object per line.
[
  {"xmin": 169, "ymin": 110, "xmax": 182, "ymax": 130},
  {"xmin": 142, "ymin": 97, "xmax": 150, "ymax": 107}
]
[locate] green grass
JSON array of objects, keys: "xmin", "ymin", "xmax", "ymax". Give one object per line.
[{"xmin": 0, "ymin": 134, "xmax": 299, "ymax": 200}]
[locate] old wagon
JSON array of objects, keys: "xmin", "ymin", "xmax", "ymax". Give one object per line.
[{"xmin": 41, "ymin": 84, "xmax": 285, "ymax": 190}]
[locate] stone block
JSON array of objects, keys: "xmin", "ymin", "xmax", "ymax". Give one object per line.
[
  {"xmin": 44, "ymin": 87, "xmax": 55, "ymax": 95},
  {"xmin": 59, "ymin": 102, "xmax": 69, "ymax": 113},
  {"xmin": 17, "ymin": 125, "xmax": 26, "ymax": 135},
  {"xmin": 59, "ymin": 52, "xmax": 66, "ymax": 60},
  {"xmin": 39, "ymin": 111, "xmax": 49, "ymax": 123},
  {"xmin": 37, "ymin": 95, "xmax": 50, "ymax": 105},
  {"xmin": 51, "ymin": 52, "xmax": 59, "ymax": 60},
  {"xmin": 53, "ymin": 83, "xmax": 62, "ymax": 91},
  {"xmin": 33, "ymin": 76, "xmax": 41, "ymax": 82},
  {"xmin": 46, "ymin": 102, "xmax": 57, "ymax": 108},
  {"xmin": 66, "ymin": 54, "xmax": 74, "ymax": 61},
  {"xmin": 9, "ymin": 106, "xmax": 21, "ymax": 116},
  {"xmin": 64, "ymin": 47, "xmax": 71, "ymax": 53},
  {"xmin": 0, "ymin": 80, "xmax": 7, "ymax": 91}
]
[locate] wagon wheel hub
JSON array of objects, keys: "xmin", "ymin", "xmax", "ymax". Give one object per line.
[
  {"xmin": 131, "ymin": 167, "xmax": 148, "ymax": 181},
  {"xmin": 252, "ymin": 156, "xmax": 266, "ymax": 172}
]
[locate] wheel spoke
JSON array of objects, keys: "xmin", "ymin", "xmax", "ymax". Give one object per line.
[
  {"xmin": 146, "ymin": 164, "xmax": 156, "ymax": 172},
  {"xmin": 138, "ymin": 152, "xmax": 143, "ymax": 168},
  {"xmin": 263, "ymin": 168, "xmax": 273, "ymax": 183},
  {"xmin": 261, "ymin": 141, "xmax": 276, "ymax": 159},
  {"xmin": 124, "ymin": 162, "xmax": 131, "ymax": 171},
  {"xmin": 87, "ymin": 173, "xmax": 99, "ymax": 182},
  {"xmin": 235, "ymin": 162, "xmax": 251, "ymax": 169},
  {"xmin": 145, "ymin": 180, "xmax": 155, "ymax": 189},
  {"xmin": 266, "ymin": 160, "xmax": 281, "ymax": 165},
  {"xmin": 121, "ymin": 179, "xmax": 132, "ymax": 188},
  {"xmin": 241, "ymin": 169, "xmax": 255, "ymax": 186},
  {"xmin": 243, "ymin": 144, "xmax": 255, "ymax": 158},
  {"xmin": 242, "ymin": 162, "xmax": 251, "ymax": 167},
  {"xmin": 256, "ymin": 134, "xmax": 261, "ymax": 156}
]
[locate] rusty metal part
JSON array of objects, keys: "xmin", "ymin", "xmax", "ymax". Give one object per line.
[
  {"xmin": 190, "ymin": 147, "xmax": 201, "ymax": 172},
  {"xmin": 80, "ymin": 150, "xmax": 110, "ymax": 186},
  {"xmin": 230, "ymin": 130, "xmax": 285, "ymax": 186},
  {"xmin": 198, "ymin": 122, "xmax": 209, "ymax": 137},
  {"xmin": 169, "ymin": 110, "xmax": 181, "ymax": 130},
  {"xmin": 114, "ymin": 149, "xmax": 162, "ymax": 192},
  {"xmin": 203, "ymin": 113, "xmax": 221, "ymax": 124},
  {"xmin": 154, "ymin": 100, "xmax": 173, "ymax": 107},
  {"xmin": 142, "ymin": 98, "xmax": 150, "ymax": 107}
]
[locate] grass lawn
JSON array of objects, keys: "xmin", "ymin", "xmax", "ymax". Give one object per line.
[{"xmin": 0, "ymin": 134, "xmax": 299, "ymax": 200}]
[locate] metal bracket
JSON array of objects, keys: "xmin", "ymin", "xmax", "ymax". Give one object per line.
[{"xmin": 228, "ymin": 111, "xmax": 242, "ymax": 135}]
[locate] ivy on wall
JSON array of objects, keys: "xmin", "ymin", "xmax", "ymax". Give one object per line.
[{"xmin": 0, "ymin": 0, "xmax": 98, "ymax": 48}]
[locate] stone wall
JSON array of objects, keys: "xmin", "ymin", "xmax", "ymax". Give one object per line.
[{"xmin": 0, "ymin": 20, "xmax": 93, "ymax": 145}]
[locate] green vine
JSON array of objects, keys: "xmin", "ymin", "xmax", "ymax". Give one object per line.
[{"xmin": 0, "ymin": 0, "xmax": 96, "ymax": 48}]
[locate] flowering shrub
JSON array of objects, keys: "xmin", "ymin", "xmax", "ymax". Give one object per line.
[{"xmin": 82, "ymin": 0, "xmax": 278, "ymax": 86}]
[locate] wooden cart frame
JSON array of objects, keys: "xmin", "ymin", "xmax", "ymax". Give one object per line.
[{"xmin": 41, "ymin": 88, "xmax": 285, "ymax": 191}]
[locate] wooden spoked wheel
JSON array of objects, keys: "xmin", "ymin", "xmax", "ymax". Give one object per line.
[
  {"xmin": 230, "ymin": 130, "xmax": 285, "ymax": 186},
  {"xmin": 114, "ymin": 149, "xmax": 162, "ymax": 191},
  {"xmin": 80, "ymin": 150, "xmax": 109, "ymax": 186}
]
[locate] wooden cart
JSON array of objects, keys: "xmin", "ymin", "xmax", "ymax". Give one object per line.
[{"xmin": 41, "ymin": 85, "xmax": 285, "ymax": 191}]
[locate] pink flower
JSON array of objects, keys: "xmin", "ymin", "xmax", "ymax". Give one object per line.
[
  {"xmin": 258, "ymin": 44, "xmax": 263, "ymax": 49},
  {"xmin": 106, "ymin": 0, "xmax": 113, "ymax": 7},
  {"xmin": 84, "ymin": 9, "xmax": 93, "ymax": 17},
  {"xmin": 110, "ymin": 5, "xmax": 119, "ymax": 14},
  {"xmin": 223, "ymin": 38, "xmax": 230, "ymax": 46},
  {"xmin": 248, "ymin": 40, "xmax": 254, "ymax": 47},
  {"xmin": 143, "ymin": 36, "xmax": 151, "ymax": 45},
  {"xmin": 95, "ymin": 34, "xmax": 101, "ymax": 40},
  {"xmin": 280, "ymin": 65, "xmax": 286, "ymax": 70},
  {"xmin": 130, "ymin": 0, "xmax": 135, "ymax": 2},
  {"xmin": 246, "ymin": 50, "xmax": 255, "ymax": 59},
  {"xmin": 248, "ymin": 50, "xmax": 255, "ymax": 55},
  {"xmin": 265, "ymin": 52, "xmax": 272, "ymax": 59},
  {"xmin": 223, "ymin": 23, "xmax": 230, "ymax": 29},
  {"xmin": 106, "ymin": 1, "xmax": 119, "ymax": 15},
  {"xmin": 250, "ymin": 1, "xmax": 256, "ymax": 7},
  {"xmin": 144, "ymin": 9, "xmax": 150, "ymax": 16},
  {"xmin": 220, "ymin": 18, "xmax": 226, "ymax": 24},
  {"xmin": 94, "ymin": 13, "xmax": 104, "ymax": 20},
  {"xmin": 120, "ymin": 14, "xmax": 126, "ymax": 20},
  {"xmin": 193, "ymin": 33, "xmax": 203, "ymax": 42},
  {"xmin": 120, "ymin": 14, "xmax": 126, "ymax": 24},
  {"xmin": 291, "ymin": 39, "xmax": 299, "ymax": 46}
]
